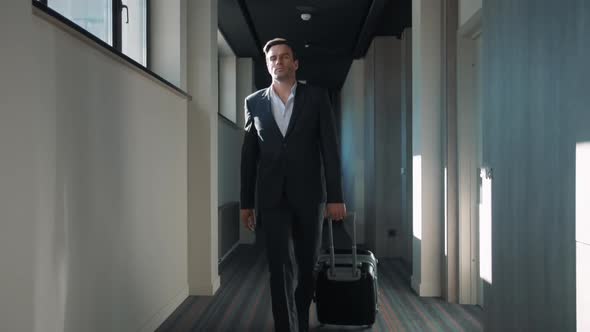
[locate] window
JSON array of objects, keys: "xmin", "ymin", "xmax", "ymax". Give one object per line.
[
  {"xmin": 35, "ymin": 0, "xmax": 148, "ymax": 67},
  {"xmin": 121, "ymin": 0, "xmax": 147, "ymax": 65},
  {"xmin": 44, "ymin": 0, "xmax": 113, "ymax": 44}
]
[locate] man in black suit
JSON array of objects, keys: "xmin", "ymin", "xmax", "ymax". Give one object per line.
[{"xmin": 240, "ymin": 38, "xmax": 346, "ymax": 332}]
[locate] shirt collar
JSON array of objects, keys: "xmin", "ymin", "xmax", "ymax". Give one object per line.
[{"xmin": 270, "ymin": 82, "xmax": 298, "ymax": 99}]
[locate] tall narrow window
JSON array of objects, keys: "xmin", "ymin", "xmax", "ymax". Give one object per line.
[
  {"xmin": 36, "ymin": 0, "xmax": 149, "ymax": 67},
  {"xmin": 120, "ymin": 0, "xmax": 147, "ymax": 66},
  {"xmin": 48, "ymin": 0, "xmax": 113, "ymax": 45}
]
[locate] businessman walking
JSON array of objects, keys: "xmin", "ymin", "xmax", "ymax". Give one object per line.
[{"xmin": 240, "ymin": 38, "xmax": 346, "ymax": 332}]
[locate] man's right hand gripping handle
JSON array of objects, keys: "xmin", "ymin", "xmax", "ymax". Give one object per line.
[{"xmin": 240, "ymin": 209, "xmax": 256, "ymax": 231}]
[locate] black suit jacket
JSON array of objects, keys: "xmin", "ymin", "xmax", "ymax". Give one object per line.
[{"xmin": 240, "ymin": 83, "xmax": 343, "ymax": 211}]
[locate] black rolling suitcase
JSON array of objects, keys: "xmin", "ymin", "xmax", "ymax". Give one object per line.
[{"xmin": 314, "ymin": 216, "xmax": 379, "ymax": 327}]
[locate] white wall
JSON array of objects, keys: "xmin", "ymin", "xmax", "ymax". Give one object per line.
[
  {"xmin": 217, "ymin": 30, "xmax": 237, "ymax": 124},
  {"xmin": 411, "ymin": 0, "xmax": 443, "ymax": 297},
  {"xmin": 1, "ymin": 2, "xmax": 189, "ymax": 331},
  {"xmin": 218, "ymin": 57, "xmax": 237, "ymax": 123},
  {"xmin": 150, "ymin": 0, "xmax": 187, "ymax": 89},
  {"xmin": 459, "ymin": 0, "xmax": 482, "ymax": 27}
]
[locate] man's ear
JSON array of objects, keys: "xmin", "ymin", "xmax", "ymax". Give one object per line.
[{"xmin": 294, "ymin": 59, "xmax": 299, "ymax": 71}]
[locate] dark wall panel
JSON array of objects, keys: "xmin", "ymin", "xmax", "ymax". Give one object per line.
[{"xmin": 482, "ymin": 0, "xmax": 590, "ymax": 330}]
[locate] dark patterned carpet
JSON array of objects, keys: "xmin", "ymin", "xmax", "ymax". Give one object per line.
[{"xmin": 157, "ymin": 223, "xmax": 483, "ymax": 331}]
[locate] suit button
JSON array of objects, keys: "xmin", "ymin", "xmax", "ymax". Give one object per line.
[{"xmin": 282, "ymin": 143, "xmax": 287, "ymax": 148}]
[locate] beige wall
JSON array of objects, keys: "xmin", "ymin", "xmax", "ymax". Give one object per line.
[
  {"xmin": 0, "ymin": 4, "xmax": 37, "ymax": 331},
  {"xmin": 0, "ymin": 2, "xmax": 189, "ymax": 331},
  {"xmin": 186, "ymin": 0, "xmax": 220, "ymax": 297}
]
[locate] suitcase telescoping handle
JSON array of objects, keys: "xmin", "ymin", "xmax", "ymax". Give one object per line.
[{"xmin": 327, "ymin": 214, "xmax": 359, "ymax": 279}]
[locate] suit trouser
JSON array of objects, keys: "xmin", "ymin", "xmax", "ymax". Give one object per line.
[{"xmin": 260, "ymin": 196, "xmax": 324, "ymax": 332}]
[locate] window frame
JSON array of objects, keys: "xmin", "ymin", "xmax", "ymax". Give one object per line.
[
  {"xmin": 32, "ymin": 0, "xmax": 190, "ymax": 99},
  {"xmin": 115, "ymin": 0, "xmax": 149, "ymax": 66},
  {"xmin": 37, "ymin": 0, "xmax": 148, "ymax": 64}
]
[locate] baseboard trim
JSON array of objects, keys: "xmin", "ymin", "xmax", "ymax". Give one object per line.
[
  {"xmin": 212, "ymin": 275, "xmax": 221, "ymax": 294},
  {"xmin": 411, "ymin": 275, "xmax": 420, "ymax": 294},
  {"xmin": 189, "ymin": 275, "xmax": 221, "ymax": 296},
  {"xmin": 218, "ymin": 241, "xmax": 240, "ymax": 265},
  {"xmin": 411, "ymin": 276, "xmax": 441, "ymax": 297},
  {"xmin": 139, "ymin": 284, "xmax": 189, "ymax": 332}
]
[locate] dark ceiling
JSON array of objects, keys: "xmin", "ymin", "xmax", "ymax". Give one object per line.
[{"xmin": 219, "ymin": 0, "xmax": 411, "ymax": 91}]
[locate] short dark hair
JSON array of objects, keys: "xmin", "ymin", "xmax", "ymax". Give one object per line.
[{"xmin": 263, "ymin": 38, "xmax": 297, "ymax": 60}]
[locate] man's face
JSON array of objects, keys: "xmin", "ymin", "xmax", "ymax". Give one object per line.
[{"xmin": 266, "ymin": 44, "xmax": 298, "ymax": 81}]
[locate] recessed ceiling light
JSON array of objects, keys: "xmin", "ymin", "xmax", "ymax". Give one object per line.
[{"xmin": 301, "ymin": 13, "xmax": 312, "ymax": 21}]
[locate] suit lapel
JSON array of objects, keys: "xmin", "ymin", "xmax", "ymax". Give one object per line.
[{"xmin": 285, "ymin": 83, "xmax": 306, "ymax": 139}]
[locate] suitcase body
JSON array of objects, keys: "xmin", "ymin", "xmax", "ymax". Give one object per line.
[{"xmin": 313, "ymin": 218, "xmax": 379, "ymax": 326}]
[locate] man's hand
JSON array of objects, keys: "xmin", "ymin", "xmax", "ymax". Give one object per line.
[
  {"xmin": 240, "ymin": 209, "xmax": 256, "ymax": 231},
  {"xmin": 325, "ymin": 203, "xmax": 347, "ymax": 221}
]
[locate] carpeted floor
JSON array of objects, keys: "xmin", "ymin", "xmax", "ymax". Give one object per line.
[{"xmin": 157, "ymin": 222, "xmax": 483, "ymax": 332}]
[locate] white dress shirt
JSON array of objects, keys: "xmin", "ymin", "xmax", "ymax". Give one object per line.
[{"xmin": 269, "ymin": 83, "xmax": 297, "ymax": 137}]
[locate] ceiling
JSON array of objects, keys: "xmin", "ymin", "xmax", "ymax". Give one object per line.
[{"xmin": 218, "ymin": 0, "xmax": 411, "ymax": 91}]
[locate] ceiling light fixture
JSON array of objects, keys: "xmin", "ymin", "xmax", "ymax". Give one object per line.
[{"xmin": 301, "ymin": 13, "xmax": 312, "ymax": 21}]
